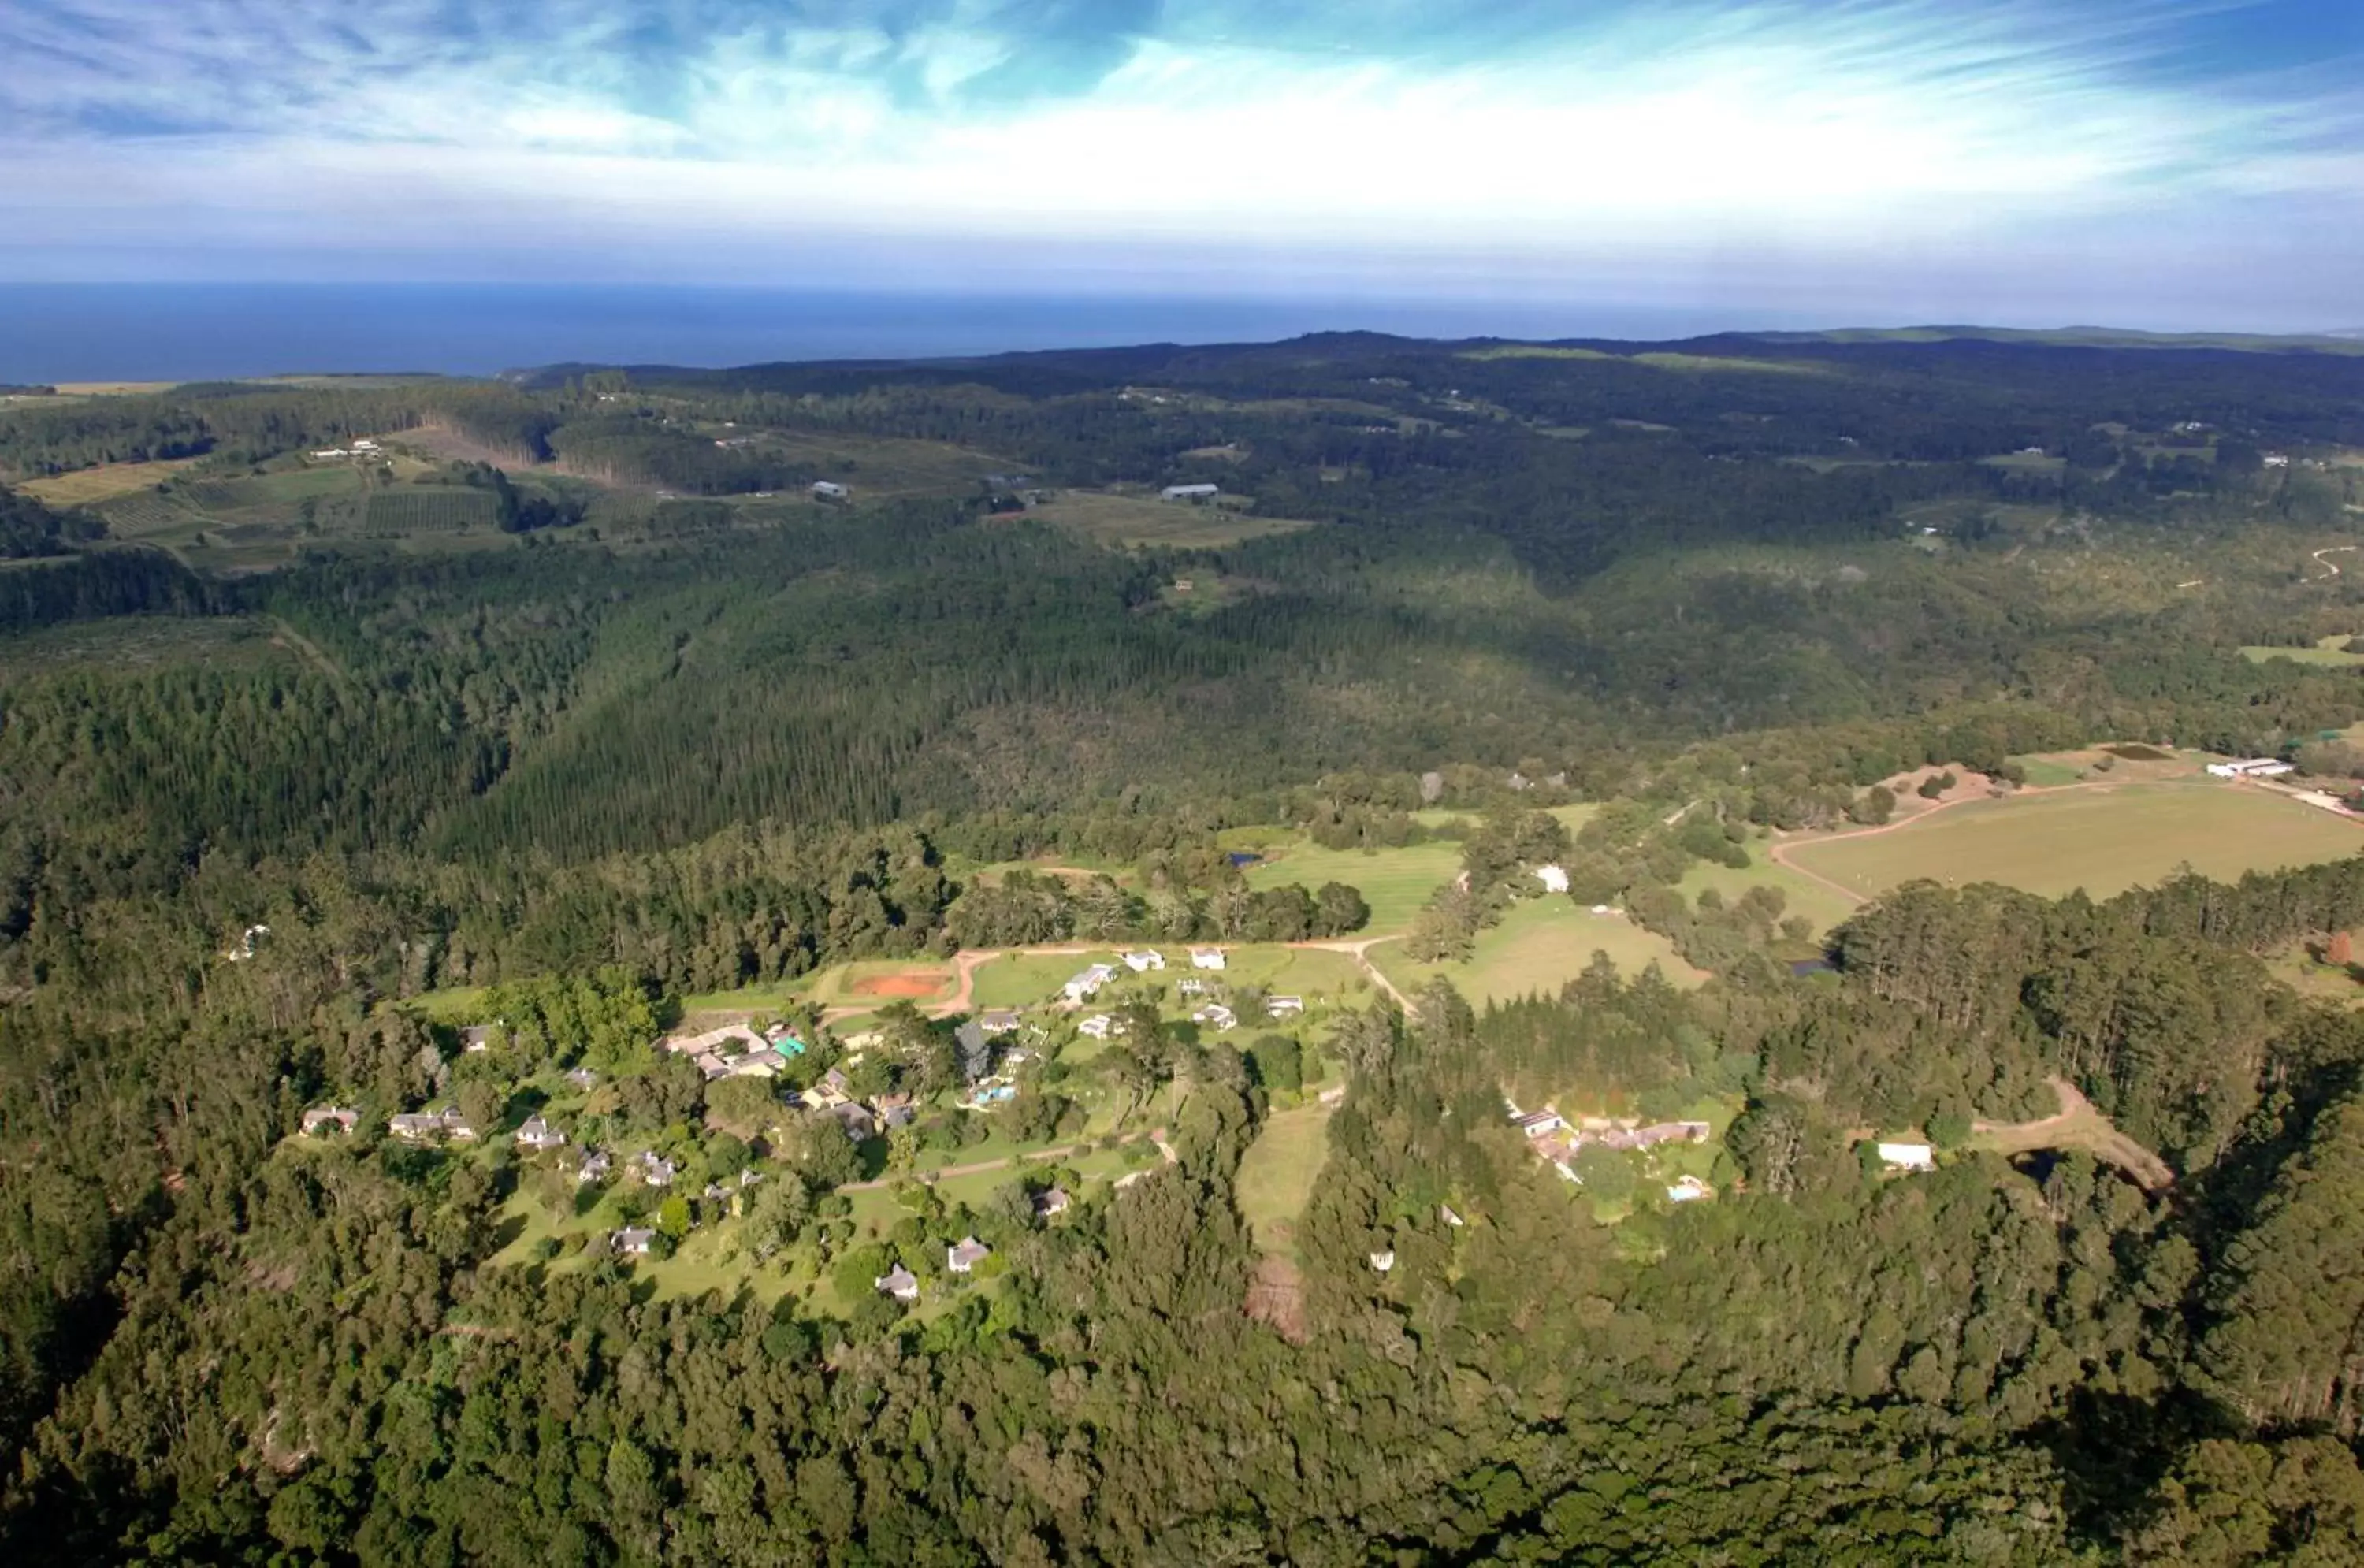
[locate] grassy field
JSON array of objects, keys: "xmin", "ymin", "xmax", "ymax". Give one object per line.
[
  {"xmin": 1026, "ymin": 491, "xmax": 1321, "ymax": 549},
  {"xmin": 2241, "ymin": 636, "xmax": 2364, "ymax": 666},
  {"xmin": 1373, "ymin": 897, "xmax": 1707, "ymax": 1006},
  {"xmin": 1674, "ymin": 854, "xmax": 1860, "ymax": 938},
  {"xmin": 735, "ymin": 429, "xmax": 1017, "ymax": 500},
  {"xmin": 968, "ymin": 952, "xmax": 1091, "ymax": 1010},
  {"xmin": 1784, "ymin": 780, "xmax": 2364, "ymax": 901},
  {"xmin": 18, "ymin": 457, "xmax": 206, "ymax": 505},
  {"xmin": 1234, "ymin": 1101, "xmax": 1333, "ymax": 1258},
  {"xmin": 1243, "ymin": 838, "xmax": 1462, "ymax": 933}
]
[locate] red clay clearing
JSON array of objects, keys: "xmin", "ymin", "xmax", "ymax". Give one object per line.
[{"xmin": 849, "ymin": 972, "xmax": 949, "ymax": 998}]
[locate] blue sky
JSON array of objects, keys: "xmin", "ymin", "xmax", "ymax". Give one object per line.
[{"xmin": 2, "ymin": 0, "xmax": 2360, "ymax": 329}]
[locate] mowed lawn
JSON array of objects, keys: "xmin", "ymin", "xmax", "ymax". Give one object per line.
[
  {"xmin": 1374, "ymin": 897, "xmax": 1707, "ymax": 1005},
  {"xmin": 1245, "ymin": 838, "xmax": 1462, "ymax": 934},
  {"xmin": 1234, "ymin": 1101, "xmax": 1333, "ymax": 1258},
  {"xmin": 1786, "ymin": 782, "xmax": 2364, "ymax": 901}
]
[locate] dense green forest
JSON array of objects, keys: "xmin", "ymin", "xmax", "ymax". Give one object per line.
[{"xmin": 7, "ymin": 330, "xmax": 2364, "ymax": 1560}]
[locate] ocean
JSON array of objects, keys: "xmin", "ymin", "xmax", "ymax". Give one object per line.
[{"xmin": 0, "ymin": 284, "xmax": 1819, "ymax": 383}]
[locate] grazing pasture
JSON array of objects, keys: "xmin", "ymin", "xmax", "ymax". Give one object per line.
[{"xmin": 1783, "ymin": 780, "xmax": 2363, "ymax": 902}]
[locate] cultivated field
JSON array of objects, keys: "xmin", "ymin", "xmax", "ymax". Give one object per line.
[
  {"xmin": 1243, "ymin": 837, "xmax": 1462, "ymax": 933},
  {"xmin": 18, "ymin": 457, "xmax": 205, "ymax": 505},
  {"xmin": 1373, "ymin": 897, "xmax": 1707, "ymax": 1006},
  {"xmin": 1026, "ymin": 491, "xmax": 1321, "ymax": 549},
  {"xmin": 1784, "ymin": 780, "xmax": 2364, "ymax": 902}
]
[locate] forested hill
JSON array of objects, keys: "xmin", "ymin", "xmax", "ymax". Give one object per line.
[{"xmin": 9, "ymin": 332, "xmax": 2364, "ymax": 1560}]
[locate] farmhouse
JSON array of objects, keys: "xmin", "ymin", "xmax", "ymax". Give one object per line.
[
  {"xmin": 1266, "ymin": 995, "xmax": 1305, "ymax": 1018},
  {"xmin": 1077, "ymin": 1013, "xmax": 1117, "ymax": 1040},
  {"xmin": 1064, "ymin": 963, "xmax": 1117, "ymax": 1002},
  {"xmin": 577, "ymin": 1150, "xmax": 611, "ymax": 1184},
  {"xmin": 1534, "ymin": 864, "xmax": 1571, "ymax": 894},
  {"xmin": 1877, "ymin": 1141, "xmax": 1936, "ymax": 1172},
  {"xmin": 2206, "ymin": 757, "xmax": 2294, "ymax": 778},
  {"xmin": 515, "ymin": 1115, "xmax": 567, "ymax": 1152},
  {"xmin": 612, "ymin": 1228, "xmax": 656, "ymax": 1257},
  {"xmin": 1511, "ymin": 1109, "xmax": 1567, "ymax": 1139},
  {"xmin": 459, "ymin": 1024, "xmax": 495, "ymax": 1053},
  {"xmin": 388, "ymin": 1105, "xmax": 473, "ymax": 1142},
  {"xmin": 300, "ymin": 1105, "xmax": 359, "ymax": 1135},
  {"xmin": 811, "ymin": 481, "xmax": 850, "ymax": 500},
  {"xmin": 946, "ymin": 1236, "xmax": 992, "ymax": 1273},
  {"xmin": 636, "ymin": 1151, "xmax": 679, "ymax": 1187},
  {"xmin": 875, "ymin": 1265, "xmax": 920, "ymax": 1302},
  {"xmin": 1034, "ymin": 1187, "xmax": 1072, "ymax": 1218},
  {"xmin": 1190, "ymin": 946, "xmax": 1227, "ymax": 970},
  {"xmin": 979, "ymin": 1009, "xmax": 1024, "ymax": 1035},
  {"xmin": 1161, "ymin": 483, "xmax": 1220, "ymax": 502},
  {"xmin": 1121, "ymin": 949, "xmax": 1165, "ymax": 972},
  {"xmin": 1192, "ymin": 1002, "xmax": 1238, "ymax": 1031}
]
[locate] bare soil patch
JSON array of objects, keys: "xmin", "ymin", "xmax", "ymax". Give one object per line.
[
  {"xmin": 849, "ymin": 972, "xmax": 947, "ymax": 999},
  {"xmin": 1245, "ymin": 1253, "xmax": 1309, "ymax": 1343}
]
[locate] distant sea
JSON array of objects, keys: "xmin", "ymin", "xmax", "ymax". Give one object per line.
[{"xmin": 0, "ymin": 284, "xmax": 1823, "ymax": 383}]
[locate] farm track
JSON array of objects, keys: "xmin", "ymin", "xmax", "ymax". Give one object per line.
[{"xmin": 2311, "ymin": 544, "xmax": 2358, "ymax": 581}]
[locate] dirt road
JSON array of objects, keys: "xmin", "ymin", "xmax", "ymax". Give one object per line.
[
  {"xmin": 1973, "ymin": 1076, "xmax": 2174, "ymax": 1191},
  {"xmin": 2311, "ymin": 545, "xmax": 2358, "ymax": 581},
  {"xmin": 1290, "ymin": 934, "xmax": 1418, "ymax": 1013}
]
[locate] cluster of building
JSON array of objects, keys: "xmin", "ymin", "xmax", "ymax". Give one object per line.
[
  {"xmin": 307, "ymin": 438, "xmax": 383, "ymax": 461},
  {"xmin": 1507, "ymin": 1102, "xmax": 1716, "ymax": 1200},
  {"xmin": 660, "ymin": 1021, "xmax": 809, "ymax": 1083}
]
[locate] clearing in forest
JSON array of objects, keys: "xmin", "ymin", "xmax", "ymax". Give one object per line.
[
  {"xmin": 1235, "ymin": 1099, "xmax": 1334, "ymax": 1259},
  {"xmin": 1373, "ymin": 897, "xmax": 1708, "ymax": 1005},
  {"xmin": 1784, "ymin": 780, "xmax": 2362, "ymax": 902},
  {"xmin": 1026, "ymin": 490, "xmax": 1321, "ymax": 549},
  {"xmin": 2240, "ymin": 635, "xmax": 2364, "ymax": 666}
]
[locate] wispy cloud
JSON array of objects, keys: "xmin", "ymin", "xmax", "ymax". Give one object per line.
[{"xmin": 1, "ymin": 0, "xmax": 2358, "ymax": 320}]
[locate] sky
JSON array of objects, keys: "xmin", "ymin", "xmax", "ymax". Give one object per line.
[{"xmin": 2, "ymin": 0, "xmax": 2361, "ymax": 331}]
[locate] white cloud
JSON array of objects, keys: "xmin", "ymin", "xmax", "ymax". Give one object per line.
[{"xmin": 0, "ymin": 0, "xmax": 2358, "ymax": 300}]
